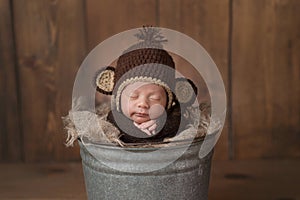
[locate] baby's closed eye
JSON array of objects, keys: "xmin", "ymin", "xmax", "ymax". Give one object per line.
[
  {"xmin": 128, "ymin": 93, "xmax": 138, "ymax": 99},
  {"xmin": 149, "ymin": 95, "xmax": 161, "ymax": 101}
]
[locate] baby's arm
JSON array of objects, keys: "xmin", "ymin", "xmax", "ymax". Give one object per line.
[{"xmin": 134, "ymin": 120, "xmax": 157, "ymax": 136}]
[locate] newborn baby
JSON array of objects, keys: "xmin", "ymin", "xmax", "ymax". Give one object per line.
[{"xmin": 96, "ymin": 48, "xmax": 196, "ymax": 143}]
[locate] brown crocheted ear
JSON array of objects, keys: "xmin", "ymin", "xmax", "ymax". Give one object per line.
[
  {"xmin": 95, "ymin": 66, "xmax": 115, "ymax": 95},
  {"xmin": 174, "ymin": 78, "xmax": 198, "ymax": 106}
]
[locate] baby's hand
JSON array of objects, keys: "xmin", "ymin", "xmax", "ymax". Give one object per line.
[{"xmin": 134, "ymin": 120, "xmax": 157, "ymax": 136}]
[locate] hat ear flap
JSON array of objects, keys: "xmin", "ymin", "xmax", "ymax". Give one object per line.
[
  {"xmin": 95, "ymin": 66, "xmax": 115, "ymax": 95},
  {"xmin": 175, "ymin": 78, "xmax": 198, "ymax": 106}
]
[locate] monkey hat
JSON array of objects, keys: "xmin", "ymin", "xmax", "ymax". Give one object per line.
[{"xmin": 95, "ymin": 27, "xmax": 198, "ymax": 113}]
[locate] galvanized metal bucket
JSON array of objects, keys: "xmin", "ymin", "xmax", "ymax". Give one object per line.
[{"xmin": 79, "ymin": 138, "xmax": 214, "ymax": 200}]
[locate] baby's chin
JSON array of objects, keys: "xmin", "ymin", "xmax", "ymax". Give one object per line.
[{"xmin": 132, "ymin": 117, "xmax": 150, "ymax": 124}]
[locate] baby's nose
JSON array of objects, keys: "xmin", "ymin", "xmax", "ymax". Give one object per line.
[{"xmin": 137, "ymin": 97, "xmax": 149, "ymax": 108}]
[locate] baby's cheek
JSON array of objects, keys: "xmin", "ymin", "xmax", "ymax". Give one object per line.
[
  {"xmin": 121, "ymin": 99, "xmax": 130, "ymax": 118},
  {"xmin": 149, "ymin": 104, "xmax": 165, "ymax": 119}
]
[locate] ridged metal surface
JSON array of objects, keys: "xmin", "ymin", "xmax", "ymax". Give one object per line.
[{"xmin": 79, "ymin": 140, "xmax": 213, "ymax": 200}]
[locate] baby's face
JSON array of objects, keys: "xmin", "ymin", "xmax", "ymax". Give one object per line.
[{"xmin": 121, "ymin": 82, "xmax": 167, "ymax": 124}]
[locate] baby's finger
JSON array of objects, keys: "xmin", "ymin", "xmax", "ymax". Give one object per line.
[
  {"xmin": 140, "ymin": 120, "xmax": 156, "ymax": 129},
  {"xmin": 150, "ymin": 130, "xmax": 156, "ymax": 135},
  {"xmin": 141, "ymin": 128, "xmax": 152, "ymax": 136},
  {"xmin": 148, "ymin": 123, "xmax": 157, "ymax": 132},
  {"xmin": 134, "ymin": 121, "xmax": 158, "ymax": 136}
]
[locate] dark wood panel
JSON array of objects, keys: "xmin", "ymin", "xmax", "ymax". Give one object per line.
[
  {"xmin": 232, "ymin": 0, "xmax": 300, "ymax": 159},
  {"xmin": 86, "ymin": 0, "xmax": 157, "ymax": 50},
  {"xmin": 159, "ymin": 0, "xmax": 230, "ymax": 160},
  {"xmin": 12, "ymin": 0, "xmax": 86, "ymax": 162},
  {"xmin": 209, "ymin": 160, "xmax": 300, "ymax": 199},
  {"xmin": 0, "ymin": 0, "xmax": 22, "ymax": 161},
  {"xmin": 0, "ymin": 163, "xmax": 86, "ymax": 199}
]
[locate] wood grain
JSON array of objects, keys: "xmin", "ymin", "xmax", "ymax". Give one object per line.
[
  {"xmin": 86, "ymin": 0, "xmax": 158, "ymax": 51},
  {"xmin": 159, "ymin": 0, "xmax": 230, "ymax": 160},
  {"xmin": 12, "ymin": 0, "xmax": 86, "ymax": 162},
  {"xmin": 0, "ymin": 163, "xmax": 86, "ymax": 199},
  {"xmin": 232, "ymin": 0, "xmax": 300, "ymax": 159},
  {"xmin": 0, "ymin": 0, "xmax": 22, "ymax": 161},
  {"xmin": 209, "ymin": 160, "xmax": 300, "ymax": 199},
  {"xmin": 1, "ymin": 161, "xmax": 299, "ymax": 199}
]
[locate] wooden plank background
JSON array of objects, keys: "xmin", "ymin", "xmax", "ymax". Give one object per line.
[
  {"xmin": 232, "ymin": 0, "xmax": 300, "ymax": 159},
  {"xmin": 0, "ymin": 0, "xmax": 22, "ymax": 161},
  {"xmin": 0, "ymin": 0, "xmax": 299, "ymax": 162}
]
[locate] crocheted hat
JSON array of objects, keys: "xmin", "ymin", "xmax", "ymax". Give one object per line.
[{"xmin": 95, "ymin": 27, "xmax": 197, "ymax": 112}]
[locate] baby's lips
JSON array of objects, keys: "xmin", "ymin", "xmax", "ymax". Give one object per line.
[{"xmin": 134, "ymin": 111, "xmax": 149, "ymax": 117}]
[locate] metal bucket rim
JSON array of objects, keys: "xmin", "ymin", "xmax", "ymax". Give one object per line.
[{"xmin": 79, "ymin": 131, "xmax": 217, "ymax": 152}]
